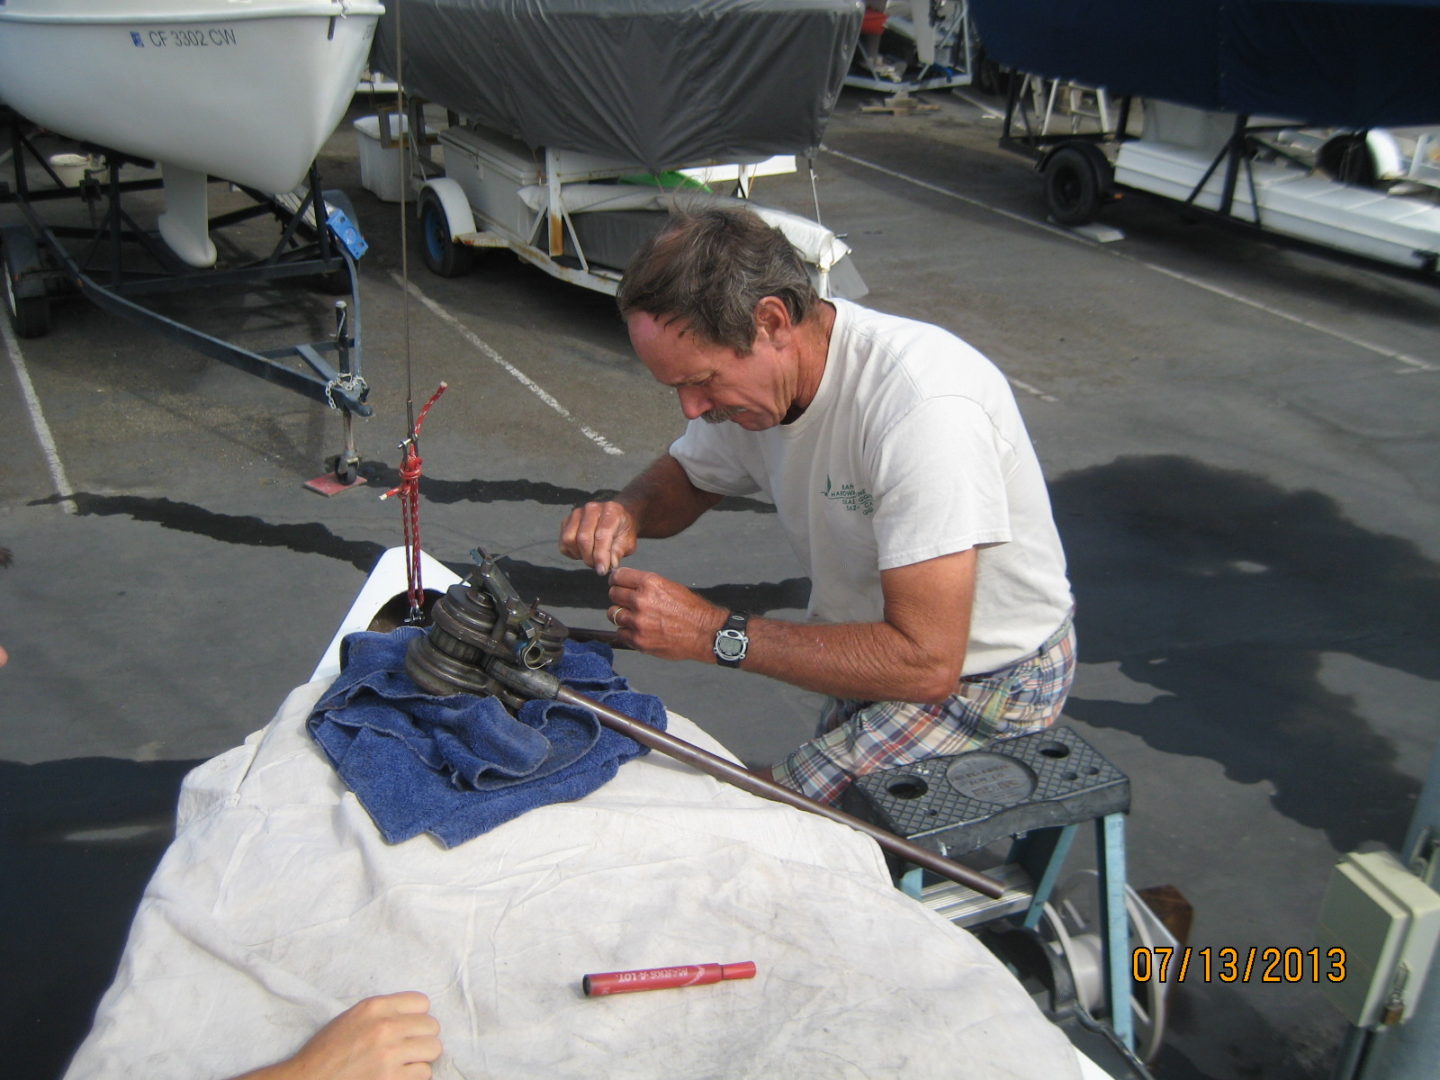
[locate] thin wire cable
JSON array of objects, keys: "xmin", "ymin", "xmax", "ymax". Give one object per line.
[
  {"xmin": 394, "ymin": 0, "xmax": 415, "ymax": 437},
  {"xmin": 384, "ymin": 0, "xmax": 424, "ymax": 612}
]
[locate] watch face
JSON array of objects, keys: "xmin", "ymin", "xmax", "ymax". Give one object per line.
[{"xmin": 715, "ymin": 629, "xmax": 747, "ymax": 660}]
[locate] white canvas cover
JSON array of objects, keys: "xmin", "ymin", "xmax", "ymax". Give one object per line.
[
  {"xmin": 64, "ymin": 680, "xmax": 1085, "ymax": 1079},
  {"xmin": 63, "ymin": 549, "xmax": 1085, "ymax": 1078}
]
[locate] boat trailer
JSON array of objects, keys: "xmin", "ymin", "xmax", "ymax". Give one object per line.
[{"xmin": 0, "ymin": 107, "xmax": 373, "ymax": 486}]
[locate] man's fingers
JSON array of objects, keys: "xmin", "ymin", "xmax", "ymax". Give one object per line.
[
  {"xmin": 608, "ymin": 566, "xmax": 642, "ymax": 597},
  {"xmin": 558, "ymin": 507, "xmax": 586, "ymax": 562},
  {"xmin": 560, "ymin": 502, "xmax": 635, "ymax": 574},
  {"xmin": 592, "ymin": 504, "xmax": 635, "ymax": 575},
  {"xmin": 560, "ymin": 504, "xmax": 607, "ymax": 569}
]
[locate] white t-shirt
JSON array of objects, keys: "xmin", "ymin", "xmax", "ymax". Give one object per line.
[{"xmin": 669, "ymin": 299, "xmax": 1072, "ymax": 675}]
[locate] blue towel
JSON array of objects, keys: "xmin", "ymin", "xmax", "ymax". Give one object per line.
[{"xmin": 307, "ymin": 628, "xmax": 668, "ymax": 847}]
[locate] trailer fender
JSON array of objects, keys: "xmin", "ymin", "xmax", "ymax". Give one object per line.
[{"xmin": 417, "ymin": 178, "xmax": 476, "ymax": 240}]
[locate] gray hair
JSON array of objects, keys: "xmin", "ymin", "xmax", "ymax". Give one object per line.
[{"xmin": 617, "ymin": 207, "xmax": 818, "ymax": 353}]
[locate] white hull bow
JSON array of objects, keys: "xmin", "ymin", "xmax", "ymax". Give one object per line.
[{"xmin": 0, "ymin": 0, "xmax": 384, "ymax": 265}]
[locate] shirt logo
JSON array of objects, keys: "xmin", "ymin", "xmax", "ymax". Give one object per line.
[{"xmin": 822, "ymin": 476, "xmax": 874, "ymax": 516}]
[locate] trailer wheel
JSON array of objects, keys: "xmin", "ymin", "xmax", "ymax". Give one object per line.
[
  {"xmin": 1317, "ymin": 134, "xmax": 1381, "ymax": 189},
  {"xmin": 1044, "ymin": 145, "xmax": 1108, "ymax": 227},
  {"xmin": 419, "ymin": 190, "xmax": 474, "ymax": 278},
  {"xmin": 328, "ymin": 454, "xmax": 359, "ymax": 485},
  {"xmin": 2, "ymin": 251, "xmax": 51, "ymax": 339}
]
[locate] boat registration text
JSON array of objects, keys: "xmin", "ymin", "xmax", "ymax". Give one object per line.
[{"xmin": 133, "ymin": 28, "xmax": 238, "ymax": 49}]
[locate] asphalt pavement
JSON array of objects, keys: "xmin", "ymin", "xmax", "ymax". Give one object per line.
[{"xmin": 3, "ymin": 86, "xmax": 1438, "ymax": 1080}]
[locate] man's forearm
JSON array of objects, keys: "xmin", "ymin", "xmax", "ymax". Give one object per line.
[
  {"xmin": 735, "ymin": 552, "xmax": 973, "ymax": 703},
  {"xmin": 737, "ymin": 614, "xmax": 964, "ymax": 704},
  {"xmin": 618, "ymin": 454, "xmax": 722, "ymax": 539},
  {"xmin": 609, "ymin": 551, "xmax": 974, "ymax": 703}
]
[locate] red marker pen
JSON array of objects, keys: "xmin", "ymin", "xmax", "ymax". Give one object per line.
[{"xmin": 582, "ymin": 961, "xmax": 756, "ymax": 997}]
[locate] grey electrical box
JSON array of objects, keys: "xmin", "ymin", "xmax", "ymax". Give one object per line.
[{"xmin": 1314, "ymin": 849, "xmax": 1440, "ymax": 1027}]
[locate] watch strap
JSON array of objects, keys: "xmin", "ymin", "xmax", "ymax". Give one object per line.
[{"xmin": 713, "ymin": 609, "xmax": 750, "ymax": 668}]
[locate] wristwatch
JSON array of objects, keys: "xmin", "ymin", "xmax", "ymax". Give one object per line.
[{"xmin": 713, "ymin": 610, "xmax": 751, "ymax": 668}]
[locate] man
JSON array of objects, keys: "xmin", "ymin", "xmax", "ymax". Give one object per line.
[{"xmin": 560, "ymin": 208, "xmax": 1074, "ymax": 805}]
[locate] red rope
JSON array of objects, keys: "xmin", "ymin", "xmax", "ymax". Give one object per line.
[{"xmin": 381, "ymin": 382, "xmax": 448, "ymax": 618}]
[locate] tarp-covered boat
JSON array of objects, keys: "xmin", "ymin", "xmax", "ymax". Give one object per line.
[
  {"xmin": 974, "ymin": 0, "xmax": 1440, "ymax": 277},
  {"xmin": 371, "ymin": 0, "xmax": 864, "ymax": 173},
  {"xmin": 969, "ymin": 0, "xmax": 1440, "ymax": 129}
]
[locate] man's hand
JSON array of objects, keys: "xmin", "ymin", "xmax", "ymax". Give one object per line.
[
  {"xmin": 559, "ymin": 456, "xmax": 724, "ymax": 575},
  {"xmin": 231, "ymin": 992, "xmax": 442, "ymax": 1080},
  {"xmin": 607, "ymin": 567, "xmax": 727, "ymax": 662},
  {"xmin": 561, "ymin": 500, "xmax": 639, "ymax": 575}
]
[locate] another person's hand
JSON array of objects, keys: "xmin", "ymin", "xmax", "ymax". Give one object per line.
[
  {"xmin": 561, "ymin": 500, "xmax": 639, "ymax": 575},
  {"xmin": 231, "ymin": 991, "xmax": 442, "ymax": 1080},
  {"xmin": 607, "ymin": 567, "xmax": 726, "ymax": 661}
]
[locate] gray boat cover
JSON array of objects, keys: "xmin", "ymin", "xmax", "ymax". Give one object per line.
[{"xmin": 372, "ymin": 0, "xmax": 863, "ymax": 172}]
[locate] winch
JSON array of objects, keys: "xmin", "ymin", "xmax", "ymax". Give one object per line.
[{"xmin": 405, "ymin": 548, "xmax": 567, "ymax": 711}]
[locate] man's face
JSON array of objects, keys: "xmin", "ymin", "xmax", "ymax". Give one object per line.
[{"xmin": 626, "ymin": 311, "xmax": 790, "ymax": 430}]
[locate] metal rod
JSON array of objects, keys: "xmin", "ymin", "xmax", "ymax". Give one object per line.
[
  {"xmin": 483, "ymin": 661, "xmax": 1002, "ymax": 897},
  {"xmin": 558, "ymin": 684, "xmax": 1004, "ymax": 897},
  {"xmin": 566, "ymin": 626, "xmax": 629, "ymax": 649}
]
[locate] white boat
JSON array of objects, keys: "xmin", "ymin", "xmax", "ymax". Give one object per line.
[{"xmin": 0, "ymin": 0, "xmax": 384, "ymax": 266}]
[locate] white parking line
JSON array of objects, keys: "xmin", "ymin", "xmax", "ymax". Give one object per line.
[
  {"xmin": 1, "ymin": 316, "xmax": 76, "ymax": 513},
  {"xmin": 1009, "ymin": 377, "xmax": 1059, "ymax": 404},
  {"xmin": 951, "ymin": 90, "xmax": 1008, "ymax": 122},
  {"xmin": 1122, "ymin": 260, "xmax": 1436, "ymax": 374},
  {"xmin": 822, "ymin": 146, "xmax": 1436, "ymax": 374},
  {"xmin": 393, "ymin": 273, "xmax": 626, "ymax": 456}
]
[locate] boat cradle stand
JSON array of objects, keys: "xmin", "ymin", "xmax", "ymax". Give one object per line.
[
  {"xmin": 844, "ymin": 726, "xmax": 1161, "ymax": 1078},
  {"xmin": 0, "ymin": 107, "xmax": 373, "ymax": 490}
]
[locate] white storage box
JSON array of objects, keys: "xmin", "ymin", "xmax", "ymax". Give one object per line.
[
  {"xmin": 439, "ymin": 125, "xmax": 544, "ymax": 243},
  {"xmin": 353, "ymin": 112, "xmax": 409, "ymax": 202}
]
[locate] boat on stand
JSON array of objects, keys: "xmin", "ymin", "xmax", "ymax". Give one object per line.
[{"xmin": 0, "ymin": 0, "xmax": 386, "ymax": 486}]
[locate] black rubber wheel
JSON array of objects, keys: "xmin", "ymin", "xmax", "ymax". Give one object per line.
[
  {"xmin": 1317, "ymin": 134, "xmax": 1381, "ymax": 188},
  {"xmin": 324, "ymin": 454, "xmax": 360, "ymax": 485},
  {"xmin": 419, "ymin": 191, "xmax": 474, "ymax": 278},
  {"xmin": 2, "ymin": 255, "xmax": 51, "ymax": 339},
  {"xmin": 1044, "ymin": 145, "xmax": 1107, "ymax": 227}
]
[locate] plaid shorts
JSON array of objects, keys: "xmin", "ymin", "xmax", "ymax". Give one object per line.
[{"xmin": 771, "ymin": 612, "xmax": 1076, "ymax": 805}]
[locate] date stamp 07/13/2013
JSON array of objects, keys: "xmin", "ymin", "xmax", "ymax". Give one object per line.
[{"xmin": 1132, "ymin": 946, "xmax": 1347, "ymax": 984}]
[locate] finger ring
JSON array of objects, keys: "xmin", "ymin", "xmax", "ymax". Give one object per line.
[{"xmin": 608, "ymin": 605, "xmax": 622, "ymax": 626}]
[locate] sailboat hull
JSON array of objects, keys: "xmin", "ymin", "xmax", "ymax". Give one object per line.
[{"xmin": 0, "ymin": 1, "xmax": 384, "ymax": 194}]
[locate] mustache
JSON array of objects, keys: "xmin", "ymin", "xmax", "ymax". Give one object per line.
[{"xmin": 702, "ymin": 406, "xmax": 744, "ymax": 424}]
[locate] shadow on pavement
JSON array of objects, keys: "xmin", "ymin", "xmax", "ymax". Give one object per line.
[
  {"xmin": 1054, "ymin": 454, "xmax": 1434, "ymax": 851},
  {"xmin": 0, "ymin": 757, "xmax": 200, "ymax": 1080}
]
